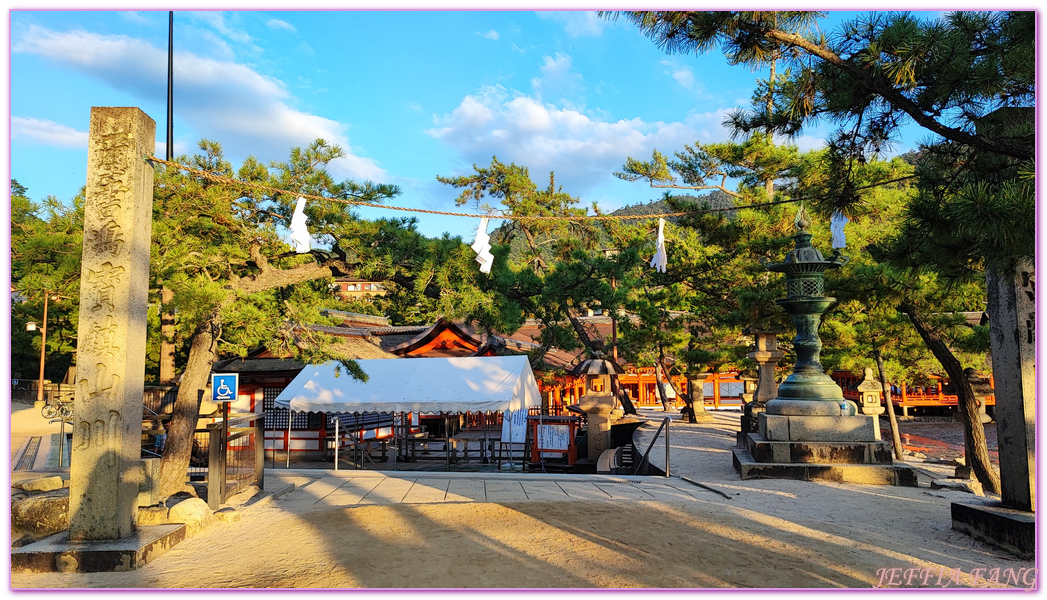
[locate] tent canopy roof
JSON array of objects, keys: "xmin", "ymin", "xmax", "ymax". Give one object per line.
[{"xmin": 273, "ymin": 356, "xmax": 541, "ymax": 414}]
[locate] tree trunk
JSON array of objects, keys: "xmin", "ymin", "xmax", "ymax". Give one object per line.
[
  {"xmin": 654, "ymin": 351, "xmax": 677, "ymax": 412},
  {"xmin": 764, "ymin": 57, "xmax": 776, "ymax": 202},
  {"xmin": 157, "ymin": 312, "xmax": 222, "ymax": 500},
  {"xmin": 159, "ymin": 286, "xmax": 177, "ymax": 384},
  {"xmin": 872, "ymin": 348, "xmax": 905, "ymax": 460},
  {"xmin": 565, "ymin": 308, "xmax": 596, "ymax": 351},
  {"xmin": 900, "ymin": 303, "xmax": 1001, "ymax": 494}
]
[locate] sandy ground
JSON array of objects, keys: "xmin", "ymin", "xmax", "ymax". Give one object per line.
[{"xmin": 9, "ymin": 401, "xmax": 1035, "ymax": 592}]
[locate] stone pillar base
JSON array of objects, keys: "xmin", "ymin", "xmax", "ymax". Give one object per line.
[
  {"xmin": 731, "ymin": 411, "xmax": 916, "ymax": 486},
  {"xmin": 732, "ymin": 447, "xmax": 918, "ymax": 486},
  {"xmin": 11, "ymin": 524, "xmax": 186, "ymax": 573},
  {"xmin": 951, "ymin": 500, "xmax": 1035, "ymax": 559}
]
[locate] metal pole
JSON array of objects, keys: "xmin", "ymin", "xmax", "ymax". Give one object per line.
[
  {"xmin": 334, "ymin": 417, "xmax": 339, "ymax": 471},
  {"xmin": 220, "ymin": 401, "xmax": 229, "ymax": 504},
  {"xmin": 664, "ymin": 417, "xmax": 671, "ymax": 477},
  {"xmin": 50, "ymin": 418, "xmax": 66, "ymax": 468},
  {"xmin": 36, "ymin": 293, "xmax": 49, "ymax": 405},
  {"xmin": 254, "ymin": 416, "xmax": 264, "ymax": 490},
  {"xmin": 166, "ymin": 11, "xmax": 174, "ymax": 161},
  {"xmin": 286, "ymin": 411, "xmax": 291, "ymax": 468}
]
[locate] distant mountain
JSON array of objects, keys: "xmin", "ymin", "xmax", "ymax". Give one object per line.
[{"xmin": 608, "ymin": 190, "xmax": 736, "ymax": 223}]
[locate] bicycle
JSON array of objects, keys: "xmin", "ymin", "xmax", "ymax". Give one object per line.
[{"xmin": 41, "ymin": 401, "xmax": 73, "ymax": 420}]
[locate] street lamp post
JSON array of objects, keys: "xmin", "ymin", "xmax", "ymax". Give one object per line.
[
  {"xmin": 602, "ymin": 248, "xmax": 619, "ymax": 361},
  {"xmin": 26, "ymin": 292, "xmax": 50, "ymax": 406}
]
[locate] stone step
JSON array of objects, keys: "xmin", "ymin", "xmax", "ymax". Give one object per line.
[
  {"xmin": 744, "ymin": 433, "xmax": 895, "ymax": 465},
  {"xmin": 732, "ymin": 447, "xmax": 919, "ymax": 487}
]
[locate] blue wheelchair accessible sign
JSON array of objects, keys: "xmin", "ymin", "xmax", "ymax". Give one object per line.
[{"xmin": 211, "ymin": 373, "xmax": 239, "ymax": 403}]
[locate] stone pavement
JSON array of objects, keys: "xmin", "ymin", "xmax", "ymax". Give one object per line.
[
  {"xmin": 10, "ymin": 400, "xmax": 71, "ymax": 485},
  {"xmin": 267, "ymin": 469, "xmax": 722, "ymax": 508}
]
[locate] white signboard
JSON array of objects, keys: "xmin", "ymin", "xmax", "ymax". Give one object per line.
[
  {"xmin": 500, "ymin": 409, "xmax": 527, "ymax": 443},
  {"xmin": 536, "ymin": 423, "xmax": 570, "ymax": 451}
]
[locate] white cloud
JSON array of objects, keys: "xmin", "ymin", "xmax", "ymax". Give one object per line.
[
  {"xmin": 11, "ymin": 117, "xmax": 88, "ymax": 148},
  {"xmin": 535, "ymin": 11, "xmax": 605, "ymax": 37},
  {"xmin": 479, "ymin": 30, "xmax": 499, "ymax": 40},
  {"xmin": 186, "ymin": 11, "xmax": 252, "ymax": 45},
  {"xmin": 12, "ymin": 25, "xmax": 385, "ymax": 181},
  {"xmin": 332, "ymin": 155, "xmax": 386, "ymax": 182},
  {"xmin": 427, "ymin": 85, "xmax": 723, "ymax": 196},
  {"xmin": 119, "ymin": 12, "xmax": 152, "ymax": 25},
  {"xmin": 530, "ymin": 52, "xmax": 583, "ymax": 104},
  {"xmin": 267, "ymin": 19, "xmax": 296, "ymax": 33},
  {"xmin": 673, "ymin": 69, "xmax": 696, "ymax": 89},
  {"xmin": 659, "ymin": 60, "xmax": 696, "ymax": 90}
]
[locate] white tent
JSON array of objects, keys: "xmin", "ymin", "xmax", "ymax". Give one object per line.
[{"xmin": 273, "ymin": 355, "xmax": 541, "ymax": 414}]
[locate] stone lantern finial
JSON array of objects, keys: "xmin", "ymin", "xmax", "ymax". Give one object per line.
[{"xmin": 795, "ymin": 204, "xmax": 811, "ymax": 231}]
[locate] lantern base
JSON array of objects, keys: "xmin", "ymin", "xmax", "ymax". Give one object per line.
[
  {"xmin": 731, "ymin": 410, "xmax": 918, "ymax": 487},
  {"xmin": 732, "ymin": 446, "xmax": 919, "ymax": 487},
  {"xmin": 773, "ymin": 371, "xmax": 846, "ymax": 404},
  {"xmin": 766, "ymin": 398, "xmax": 858, "ymax": 417}
]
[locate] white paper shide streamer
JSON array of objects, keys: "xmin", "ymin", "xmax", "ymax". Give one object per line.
[
  {"xmin": 289, "ymin": 196, "xmax": 311, "ymax": 253},
  {"xmin": 830, "ymin": 210, "xmax": 849, "ymax": 249},
  {"xmin": 650, "ymin": 217, "xmax": 668, "ymax": 273},
  {"xmin": 472, "ymin": 217, "xmax": 494, "ymax": 273}
]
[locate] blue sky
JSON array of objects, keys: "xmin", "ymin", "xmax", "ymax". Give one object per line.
[{"xmin": 10, "ymin": 8, "xmax": 960, "ymax": 240}]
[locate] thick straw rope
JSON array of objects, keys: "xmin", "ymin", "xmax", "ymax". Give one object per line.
[{"xmin": 147, "ymin": 155, "xmax": 910, "ymax": 222}]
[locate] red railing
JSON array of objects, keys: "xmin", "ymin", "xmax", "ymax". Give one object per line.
[{"xmin": 832, "ymin": 371, "xmax": 996, "ymax": 411}]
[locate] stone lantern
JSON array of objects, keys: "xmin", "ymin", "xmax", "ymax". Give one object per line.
[
  {"xmin": 963, "ymin": 367, "xmax": 994, "ymax": 424},
  {"xmin": 857, "ymin": 367, "xmax": 885, "ymax": 417},
  {"xmin": 764, "ymin": 206, "xmax": 853, "ymax": 416},
  {"xmin": 571, "ymin": 340, "xmax": 624, "ymax": 462},
  {"xmin": 732, "ymin": 207, "xmax": 918, "ymax": 487},
  {"xmin": 740, "ymin": 327, "xmax": 786, "ymax": 438},
  {"xmin": 856, "ymin": 367, "xmax": 885, "ymax": 441}
]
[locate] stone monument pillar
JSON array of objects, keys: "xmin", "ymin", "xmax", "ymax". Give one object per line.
[
  {"xmin": 951, "ymin": 259, "xmax": 1035, "ymax": 558},
  {"xmin": 985, "ymin": 260, "xmax": 1035, "ymax": 512},
  {"xmin": 69, "ymin": 107, "xmax": 156, "ymax": 541}
]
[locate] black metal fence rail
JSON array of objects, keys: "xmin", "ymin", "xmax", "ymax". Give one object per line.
[
  {"xmin": 205, "ymin": 412, "xmax": 265, "ymax": 510},
  {"xmin": 187, "ymin": 430, "xmax": 212, "ymax": 480}
]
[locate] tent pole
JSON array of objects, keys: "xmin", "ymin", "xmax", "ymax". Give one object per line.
[
  {"xmin": 334, "ymin": 417, "xmax": 339, "ymax": 472},
  {"xmin": 286, "ymin": 411, "xmax": 291, "ymax": 469},
  {"xmin": 391, "ymin": 413, "xmax": 397, "ymax": 471}
]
